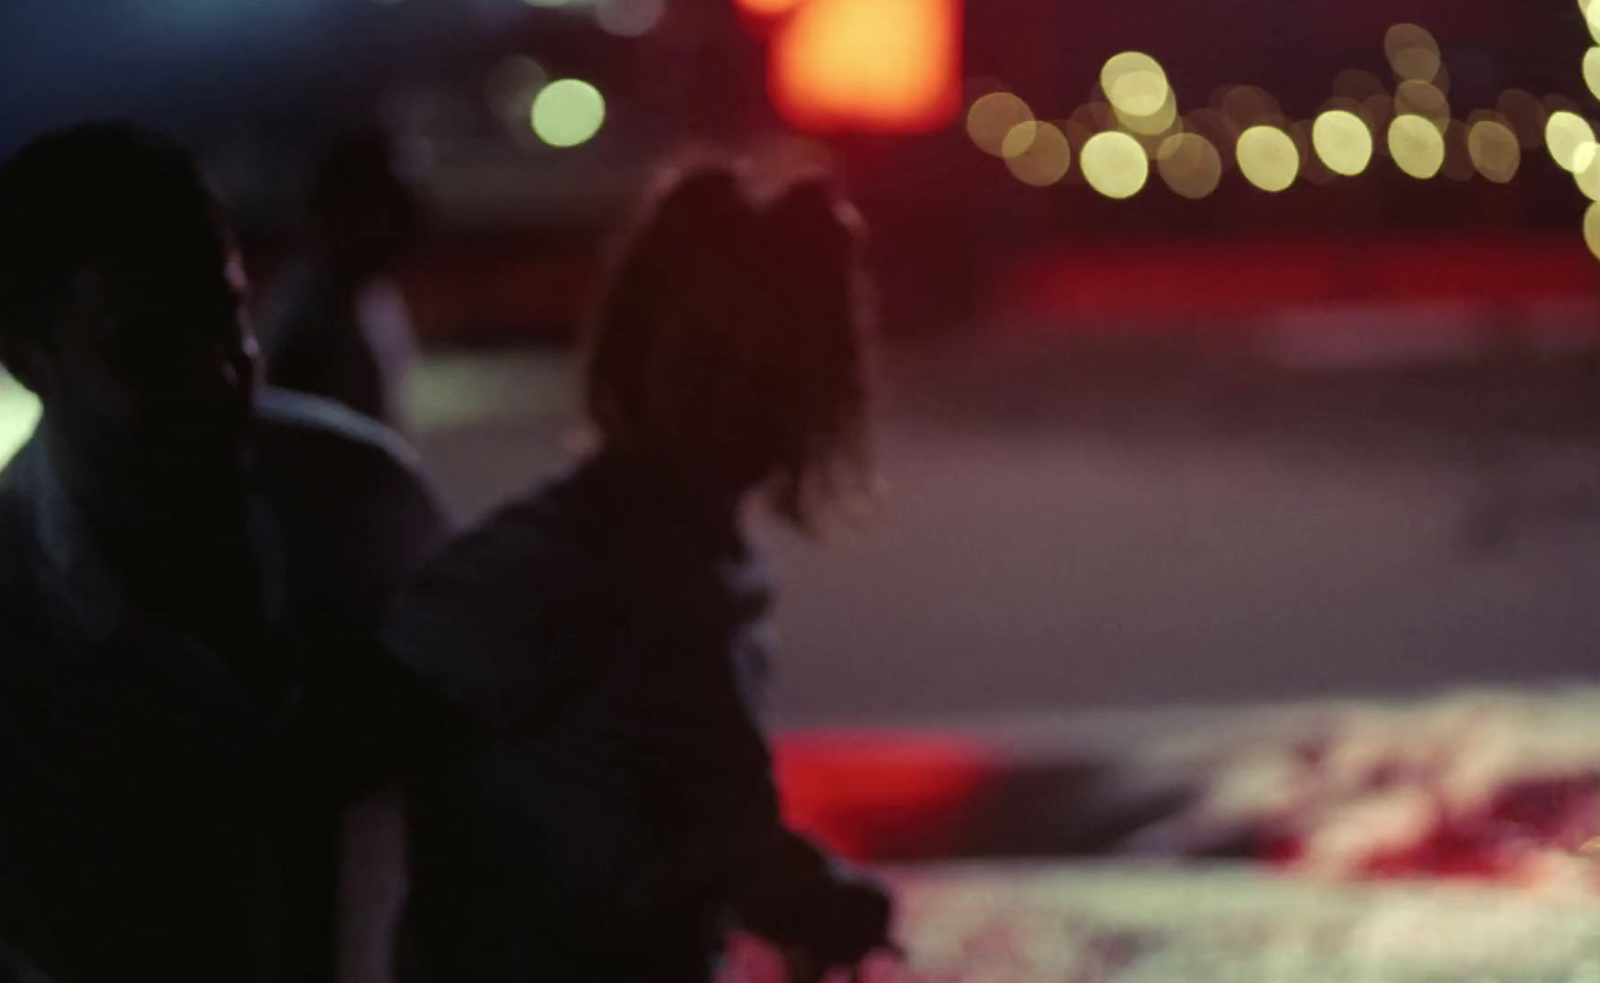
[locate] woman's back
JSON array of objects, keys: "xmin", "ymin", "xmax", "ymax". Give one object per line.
[
  {"xmin": 390, "ymin": 163, "xmax": 891, "ymax": 983},
  {"xmin": 394, "ymin": 453, "xmax": 791, "ymax": 982}
]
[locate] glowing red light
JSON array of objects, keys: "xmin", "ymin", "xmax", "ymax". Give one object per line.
[
  {"xmin": 735, "ymin": 0, "xmax": 808, "ymax": 15},
  {"xmin": 769, "ymin": 0, "xmax": 962, "ymax": 135},
  {"xmin": 773, "ymin": 731, "xmax": 993, "ymax": 861}
]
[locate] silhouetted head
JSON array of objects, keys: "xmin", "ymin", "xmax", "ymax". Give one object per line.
[
  {"xmin": 0, "ymin": 122, "xmax": 258, "ymax": 486},
  {"xmin": 584, "ymin": 162, "xmax": 874, "ymax": 532},
  {"xmin": 306, "ymin": 127, "xmax": 421, "ymax": 278}
]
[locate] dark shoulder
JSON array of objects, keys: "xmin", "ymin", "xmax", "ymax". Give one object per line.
[
  {"xmin": 0, "ymin": 445, "xmax": 44, "ymax": 643},
  {"xmin": 252, "ymin": 388, "xmax": 449, "ymax": 574},
  {"xmin": 406, "ymin": 482, "xmax": 589, "ymax": 599},
  {"xmin": 385, "ymin": 479, "xmax": 606, "ymax": 699}
]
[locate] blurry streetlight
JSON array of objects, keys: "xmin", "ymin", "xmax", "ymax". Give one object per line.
[{"xmin": 531, "ymin": 79, "xmax": 606, "ymax": 147}]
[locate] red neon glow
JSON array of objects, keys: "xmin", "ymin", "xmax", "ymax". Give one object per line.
[
  {"xmin": 1002, "ymin": 236, "xmax": 1600, "ymax": 323},
  {"xmin": 773, "ymin": 731, "xmax": 993, "ymax": 861},
  {"xmin": 769, "ymin": 0, "xmax": 962, "ymax": 135},
  {"xmin": 735, "ymin": 0, "xmax": 808, "ymax": 16}
]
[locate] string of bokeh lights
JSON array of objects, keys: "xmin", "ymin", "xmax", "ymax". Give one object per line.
[{"xmin": 968, "ymin": 14, "xmax": 1600, "ymax": 262}]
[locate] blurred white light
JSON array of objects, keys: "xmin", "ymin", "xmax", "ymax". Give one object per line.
[
  {"xmin": 1101, "ymin": 52, "xmax": 1170, "ymax": 119},
  {"xmin": 1388, "ymin": 114, "xmax": 1445, "ymax": 178},
  {"xmin": 1081, "ymin": 131, "xmax": 1149, "ymax": 199},
  {"xmin": 1236, "ymin": 125, "xmax": 1299, "ymax": 192},
  {"xmin": 1546, "ymin": 111, "xmax": 1597, "ymax": 172},
  {"xmin": 1585, "ymin": 0, "xmax": 1600, "ymax": 44},
  {"xmin": 1116, "ymin": 93, "xmax": 1179, "ymax": 136},
  {"xmin": 1004, "ymin": 121, "xmax": 1072, "ymax": 187},
  {"xmin": 967, "ymin": 91, "xmax": 1033, "ymax": 157},
  {"xmin": 596, "ymin": 0, "xmax": 665, "ymax": 37},
  {"xmin": 1156, "ymin": 132, "xmax": 1222, "ymax": 199},
  {"xmin": 1585, "ymin": 48, "xmax": 1600, "ymax": 102},
  {"xmin": 0, "ymin": 376, "xmax": 40, "ymax": 470},
  {"xmin": 1575, "ymin": 153, "xmax": 1600, "ymax": 201},
  {"xmin": 1384, "ymin": 23, "xmax": 1441, "ymax": 83},
  {"xmin": 1000, "ymin": 121, "xmax": 1038, "ymax": 159},
  {"xmin": 531, "ymin": 79, "xmax": 606, "ymax": 147},
  {"xmin": 1467, "ymin": 119, "xmax": 1520, "ymax": 184},
  {"xmin": 1312, "ymin": 110, "xmax": 1373, "ymax": 176}
]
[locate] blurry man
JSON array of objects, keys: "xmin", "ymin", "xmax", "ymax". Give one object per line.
[
  {"xmin": 260, "ymin": 127, "xmax": 422, "ymax": 431},
  {"xmin": 0, "ymin": 122, "xmax": 449, "ymax": 983}
]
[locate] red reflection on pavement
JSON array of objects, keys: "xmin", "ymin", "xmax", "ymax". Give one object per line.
[{"xmin": 773, "ymin": 730, "xmax": 995, "ymax": 861}]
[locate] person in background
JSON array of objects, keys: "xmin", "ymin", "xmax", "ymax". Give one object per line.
[
  {"xmin": 0, "ymin": 122, "xmax": 451, "ymax": 983},
  {"xmin": 387, "ymin": 163, "xmax": 895, "ymax": 983},
  {"xmin": 259, "ymin": 126, "xmax": 422, "ymax": 432}
]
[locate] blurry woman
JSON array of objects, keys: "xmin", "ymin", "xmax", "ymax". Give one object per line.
[{"xmin": 387, "ymin": 163, "xmax": 892, "ymax": 983}]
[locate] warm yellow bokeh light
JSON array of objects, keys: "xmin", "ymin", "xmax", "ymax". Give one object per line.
[
  {"xmin": 1575, "ymin": 154, "xmax": 1600, "ymax": 201},
  {"xmin": 1388, "ymin": 114, "xmax": 1445, "ymax": 178},
  {"xmin": 1585, "ymin": 48, "xmax": 1600, "ymax": 103},
  {"xmin": 1001, "ymin": 120, "xmax": 1037, "ymax": 158},
  {"xmin": 1579, "ymin": 143, "xmax": 1600, "ymax": 176},
  {"xmin": 1546, "ymin": 111, "xmax": 1597, "ymax": 172},
  {"xmin": 1585, "ymin": 0, "xmax": 1600, "ymax": 44},
  {"xmin": 0, "ymin": 376, "xmax": 41, "ymax": 471},
  {"xmin": 1156, "ymin": 132, "xmax": 1222, "ymax": 199},
  {"xmin": 1081, "ymin": 131, "xmax": 1149, "ymax": 199},
  {"xmin": 1585, "ymin": 201, "xmax": 1600, "ymax": 262},
  {"xmin": 1312, "ymin": 110, "xmax": 1373, "ymax": 176},
  {"xmin": 1384, "ymin": 23, "xmax": 1441, "ymax": 83},
  {"xmin": 967, "ymin": 92, "xmax": 1033, "ymax": 157},
  {"xmin": 1101, "ymin": 52, "xmax": 1169, "ymax": 118},
  {"xmin": 1236, "ymin": 125, "xmax": 1298, "ymax": 192},
  {"xmin": 531, "ymin": 79, "xmax": 605, "ymax": 147},
  {"xmin": 1467, "ymin": 120, "xmax": 1520, "ymax": 183},
  {"xmin": 1395, "ymin": 80, "xmax": 1449, "ymax": 130},
  {"xmin": 1116, "ymin": 92, "xmax": 1179, "ymax": 136},
  {"xmin": 1004, "ymin": 122, "xmax": 1072, "ymax": 187}
]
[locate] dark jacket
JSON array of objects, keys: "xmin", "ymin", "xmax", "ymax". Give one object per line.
[
  {"xmin": 390, "ymin": 453, "xmax": 847, "ymax": 983},
  {"xmin": 0, "ymin": 390, "xmax": 450, "ymax": 983}
]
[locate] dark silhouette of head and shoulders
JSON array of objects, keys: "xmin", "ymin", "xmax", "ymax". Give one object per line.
[{"xmin": 0, "ymin": 120, "xmax": 447, "ymax": 983}]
